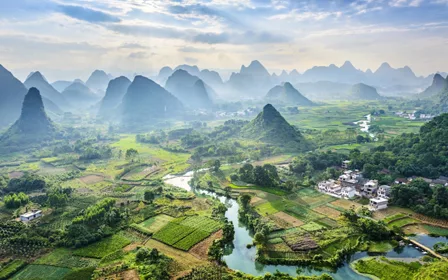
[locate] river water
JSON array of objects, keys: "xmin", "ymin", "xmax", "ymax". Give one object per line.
[{"xmin": 163, "ymin": 173, "xmax": 426, "ymax": 279}]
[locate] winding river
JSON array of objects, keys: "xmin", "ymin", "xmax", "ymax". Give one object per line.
[{"xmin": 163, "ymin": 172, "xmax": 426, "ymax": 279}]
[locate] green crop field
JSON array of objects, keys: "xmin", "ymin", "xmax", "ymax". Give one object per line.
[
  {"xmin": 153, "ymin": 216, "xmax": 221, "ymax": 250},
  {"xmin": 34, "ymin": 248, "xmax": 99, "ymax": 268},
  {"xmin": 139, "ymin": 214, "xmax": 174, "ymax": 232},
  {"xmin": 300, "ymin": 221, "xmax": 326, "ymax": 232},
  {"xmin": 73, "ymin": 234, "xmax": 131, "ymax": 258},
  {"xmin": 284, "ymin": 205, "xmax": 323, "ymax": 223},
  {"xmin": 0, "ymin": 260, "xmax": 26, "ymax": 280},
  {"xmin": 172, "ymin": 229, "xmax": 211, "ymax": 250},
  {"xmin": 388, "ymin": 218, "xmax": 418, "ymax": 228},
  {"xmin": 422, "ymin": 225, "xmax": 448, "ymax": 236},
  {"xmin": 11, "ymin": 265, "xmax": 72, "ymax": 280}
]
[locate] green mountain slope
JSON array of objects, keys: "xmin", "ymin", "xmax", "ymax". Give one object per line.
[
  {"xmin": 349, "ymin": 83, "xmax": 382, "ymax": 100},
  {"xmin": 242, "ymin": 104, "xmax": 309, "ymax": 150},
  {"xmin": 0, "ymin": 88, "xmax": 56, "ymax": 150}
]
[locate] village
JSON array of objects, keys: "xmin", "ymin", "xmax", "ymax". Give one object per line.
[{"xmin": 317, "ymin": 160, "xmax": 448, "ymax": 212}]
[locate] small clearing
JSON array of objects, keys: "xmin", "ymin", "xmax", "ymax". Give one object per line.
[
  {"xmin": 79, "ymin": 174, "xmax": 105, "ymax": 184},
  {"xmin": 313, "ymin": 205, "xmax": 342, "ymax": 220},
  {"xmin": 271, "ymin": 212, "xmax": 304, "ymax": 228},
  {"xmin": 330, "ymin": 199, "xmax": 362, "ymax": 211}
]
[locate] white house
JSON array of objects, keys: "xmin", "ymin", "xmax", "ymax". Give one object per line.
[
  {"xmin": 363, "ymin": 180, "xmax": 379, "ymax": 196},
  {"xmin": 20, "ymin": 210, "xmax": 42, "ymax": 222},
  {"xmin": 369, "ymin": 198, "xmax": 388, "ymax": 211},
  {"xmin": 342, "ymin": 160, "xmax": 351, "ymax": 169},
  {"xmin": 377, "ymin": 185, "xmax": 391, "ymax": 199},
  {"xmin": 318, "ymin": 180, "xmax": 342, "ymax": 195},
  {"xmin": 341, "ymin": 187, "xmax": 356, "ymax": 199}
]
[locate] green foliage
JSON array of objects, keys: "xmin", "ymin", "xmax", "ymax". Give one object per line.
[
  {"xmin": 62, "ymin": 267, "xmax": 95, "ymax": 280},
  {"xmin": 0, "ymin": 260, "xmax": 26, "ymax": 280},
  {"xmin": 413, "ymin": 261, "xmax": 448, "ymax": 280},
  {"xmin": 153, "ymin": 216, "xmax": 221, "ymax": 250},
  {"xmin": 4, "ymin": 192, "xmax": 29, "ymax": 209},
  {"xmin": 6, "ymin": 174, "xmax": 46, "ymax": 192},
  {"xmin": 10, "ymin": 265, "xmax": 71, "ymax": 280},
  {"xmin": 125, "ymin": 148, "xmax": 138, "ymax": 160},
  {"xmin": 237, "ymin": 163, "xmax": 280, "ymax": 188},
  {"xmin": 390, "ymin": 179, "xmax": 448, "ymax": 219},
  {"xmin": 73, "ymin": 234, "xmax": 130, "ymax": 258},
  {"xmin": 354, "ymin": 257, "xmax": 421, "ymax": 280},
  {"xmin": 34, "ymin": 248, "xmax": 99, "ymax": 268}
]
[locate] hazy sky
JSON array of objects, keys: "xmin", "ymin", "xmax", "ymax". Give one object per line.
[{"xmin": 1, "ymin": 0, "xmax": 448, "ymax": 81}]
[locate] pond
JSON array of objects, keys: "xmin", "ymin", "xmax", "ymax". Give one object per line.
[{"xmin": 164, "ymin": 172, "xmax": 430, "ymax": 279}]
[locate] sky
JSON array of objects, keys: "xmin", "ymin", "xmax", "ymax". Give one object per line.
[{"xmin": 1, "ymin": 0, "xmax": 448, "ymax": 81}]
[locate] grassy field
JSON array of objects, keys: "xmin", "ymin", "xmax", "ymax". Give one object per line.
[
  {"xmin": 367, "ymin": 241, "xmax": 395, "ymax": 253},
  {"xmin": 388, "ymin": 218, "xmax": 419, "ymax": 229},
  {"xmin": 34, "ymin": 248, "xmax": 99, "ymax": 268},
  {"xmin": 422, "ymin": 225, "xmax": 448, "ymax": 236},
  {"xmin": 138, "ymin": 214, "xmax": 174, "ymax": 232},
  {"xmin": 73, "ymin": 234, "xmax": 131, "ymax": 258},
  {"xmin": 229, "ymin": 183, "xmax": 287, "ymax": 196},
  {"xmin": 11, "ymin": 265, "xmax": 72, "ymax": 280}
]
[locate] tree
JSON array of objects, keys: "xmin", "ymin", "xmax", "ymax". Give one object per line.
[
  {"xmin": 47, "ymin": 191, "xmax": 68, "ymax": 208},
  {"xmin": 144, "ymin": 190, "xmax": 155, "ymax": 202},
  {"xmin": 239, "ymin": 163, "xmax": 254, "ymax": 183},
  {"xmin": 212, "ymin": 159, "xmax": 221, "ymax": 172},
  {"xmin": 239, "ymin": 194, "xmax": 251, "ymax": 209},
  {"xmin": 125, "ymin": 148, "xmax": 139, "ymax": 161}
]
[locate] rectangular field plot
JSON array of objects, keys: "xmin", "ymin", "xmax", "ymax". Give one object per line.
[
  {"xmin": 138, "ymin": 214, "xmax": 174, "ymax": 232},
  {"xmin": 329, "ymin": 199, "xmax": 362, "ymax": 211},
  {"xmin": 11, "ymin": 265, "xmax": 71, "ymax": 280},
  {"xmin": 313, "ymin": 205, "xmax": 342, "ymax": 220},
  {"xmin": 270, "ymin": 211, "xmax": 305, "ymax": 228},
  {"xmin": 284, "ymin": 205, "xmax": 323, "ymax": 223},
  {"xmin": 34, "ymin": 248, "xmax": 99, "ymax": 268},
  {"xmin": 73, "ymin": 234, "xmax": 131, "ymax": 258},
  {"xmin": 152, "ymin": 216, "xmax": 221, "ymax": 251},
  {"xmin": 153, "ymin": 223, "xmax": 196, "ymax": 245}
]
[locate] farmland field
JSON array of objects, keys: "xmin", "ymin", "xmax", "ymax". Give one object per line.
[
  {"xmin": 330, "ymin": 199, "xmax": 362, "ymax": 211},
  {"xmin": 11, "ymin": 265, "xmax": 71, "ymax": 280},
  {"xmin": 271, "ymin": 211, "xmax": 304, "ymax": 228},
  {"xmin": 138, "ymin": 214, "xmax": 174, "ymax": 232},
  {"xmin": 313, "ymin": 205, "xmax": 342, "ymax": 220},
  {"xmin": 284, "ymin": 204, "xmax": 323, "ymax": 223},
  {"xmin": 153, "ymin": 216, "xmax": 221, "ymax": 250},
  {"xmin": 0, "ymin": 260, "xmax": 26, "ymax": 279},
  {"xmin": 34, "ymin": 248, "xmax": 99, "ymax": 268},
  {"xmin": 388, "ymin": 218, "xmax": 419, "ymax": 229},
  {"xmin": 73, "ymin": 234, "xmax": 131, "ymax": 258}
]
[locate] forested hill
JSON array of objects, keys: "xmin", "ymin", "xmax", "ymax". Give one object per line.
[{"xmin": 349, "ymin": 113, "xmax": 448, "ymax": 179}]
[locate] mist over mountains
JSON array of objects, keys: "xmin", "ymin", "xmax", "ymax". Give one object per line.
[{"xmin": 0, "ymin": 59, "xmax": 446, "ymax": 130}]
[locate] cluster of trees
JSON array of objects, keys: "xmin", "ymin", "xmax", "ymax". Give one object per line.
[
  {"xmin": 6, "ymin": 174, "xmax": 46, "ymax": 193},
  {"xmin": 238, "ymin": 194, "xmax": 270, "ymax": 246},
  {"xmin": 72, "ymin": 139, "xmax": 113, "ymax": 160},
  {"xmin": 47, "ymin": 187, "xmax": 72, "ymax": 208},
  {"xmin": 4, "ymin": 192, "xmax": 29, "ymax": 208},
  {"xmin": 181, "ymin": 132, "xmax": 207, "ymax": 149},
  {"xmin": 349, "ymin": 113, "xmax": 448, "ymax": 180},
  {"xmin": 390, "ymin": 179, "xmax": 448, "ymax": 219},
  {"xmin": 290, "ymin": 151, "xmax": 346, "ymax": 176},
  {"xmin": 135, "ymin": 247, "xmax": 171, "ymax": 280},
  {"xmin": 235, "ymin": 163, "xmax": 279, "ymax": 188},
  {"xmin": 136, "ymin": 131, "xmax": 167, "ymax": 144},
  {"xmin": 66, "ymin": 198, "xmax": 129, "ymax": 247},
  {"xmin": 208, "ymin": 119, "xmax": 249, "ymax": 140},
  {"xmin": 342, "ymin": 207, "xmax": 391, "ymax": 241}
]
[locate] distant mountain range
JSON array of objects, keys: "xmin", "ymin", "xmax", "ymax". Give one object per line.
[
  {"xmin": 24, "ymin": 71, "xmax": 70, "ymax": 110},
  {"xmin": 165, "ymin": 70, "xmax": 213, "ymax": 109},
  {"xmin": 265, "ymin": 82, "xmax": 314, "ymax": 106},
  {"xmin": 98, "ymin": 76, "xmax": 131, "ymax": 118},
  {"xmin": 155, "ymin": 60, "xmax": 443, "ymax": 100},
  {"xmin": 121, "ymin": 76, "xmax": 184, "ymax": 123}
]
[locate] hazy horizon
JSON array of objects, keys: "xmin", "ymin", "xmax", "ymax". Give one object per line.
[{"xmin": 1, "ymin": 0, "xmax": 448, "ymax": 81}]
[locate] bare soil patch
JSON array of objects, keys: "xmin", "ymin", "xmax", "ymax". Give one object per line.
[
  {"xmin": 330, "ymin": 199, "xmax": 362, "ymax": 211},
  {"xmin": 8, "ymin": 171, "xmax": 24, "ymax": 178},
  {"xmin": 250, "ymin": 196, "xmax": 265, "ymax": 206},
  {"xmin": 403, "ymin": 224, "xmax": 430, "ymax": 235},
  {"xmin": 313, "ymin": 205, "xmax": 342, "ymax": 220},
  {"xmin": 123, "ymin": 243, "xmax": 140, "ymax": 252},
  {"xmin": 189, "ymin": 230, "xmax": 223, "ymax": 260},
  {"xmin": 271, "ymin": 212, "xmax": 305, "ymax": 228},
  {"xmin": 79, "ymin": 174, "xmax": 105, "ymax": 184}
]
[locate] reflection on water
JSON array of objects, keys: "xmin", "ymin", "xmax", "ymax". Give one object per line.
[{"xmin": 164, "ymin": 172, "xmax": 429, "ymax": 279}]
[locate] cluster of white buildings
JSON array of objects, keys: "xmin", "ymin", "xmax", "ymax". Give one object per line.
[
  {"xmin": 395, "ymin": 111, "xmax": 434, "ymax": 120},
  {"xmin": 317, "ymin": 161, "xmax": 391, "ymax": 211}
]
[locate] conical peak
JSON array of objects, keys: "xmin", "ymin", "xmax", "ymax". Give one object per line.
[
  {"xmin": 341, "ymin": 61, "xmax": 355, "ymax": 69},
  {"xmin": 27, "ymin": 71, "xmax": 47, "ymax": 82},
  {"xmin": 433, "ymin": 73, "xmax": 444, "ymax": 82},
  {"xmin": 283, "ymin": 82, "xmax": 294, "ymax": 89},
  {"xmin": 263, "ymin": 103, "xmax": 279, "ymax": 115},
  {"xmin": 24, "ymin": 87, "xmax": 44, "ymax": 106}
]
